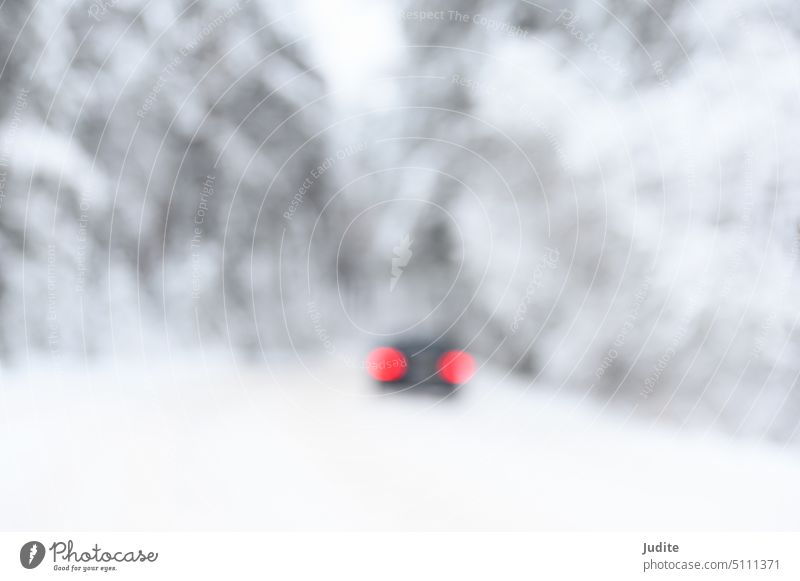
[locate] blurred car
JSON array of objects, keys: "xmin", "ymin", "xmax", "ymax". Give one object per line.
[{"xmin": 365, "ymin": 340, "xmax": 476, "ymax": 393}]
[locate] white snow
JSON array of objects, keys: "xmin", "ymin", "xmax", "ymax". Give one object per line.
[{"xmin": 2, "ymin": 360, "xmax": 798, "ymax": 530}]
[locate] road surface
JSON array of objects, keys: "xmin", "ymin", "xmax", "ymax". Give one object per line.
[{"xmin": 2, "ymin": 359, "xmax": 798, "ymax": 530}]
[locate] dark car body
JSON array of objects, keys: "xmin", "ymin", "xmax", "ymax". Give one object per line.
[{"xmin": 365, "ymin": 340, "xmax": 475, "ymax": 393}]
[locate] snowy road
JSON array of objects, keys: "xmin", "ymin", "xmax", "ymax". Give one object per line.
[{"xmin": 2, "ymin": 361, "xmax": 799, "ymax": 530}]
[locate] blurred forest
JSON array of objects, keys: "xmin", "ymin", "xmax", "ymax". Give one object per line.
[{"xmin": 1, "ymin": 0, "xmax": 800, "ymax": 442}]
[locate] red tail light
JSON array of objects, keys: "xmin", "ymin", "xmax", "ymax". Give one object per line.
[
  {"xmin": 436, "ymin": 350, "xmax": 476, "ymax": 384},
  {"xmin": 366, "ymin": 347, "xmax": 408, "ymax": 382}
]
